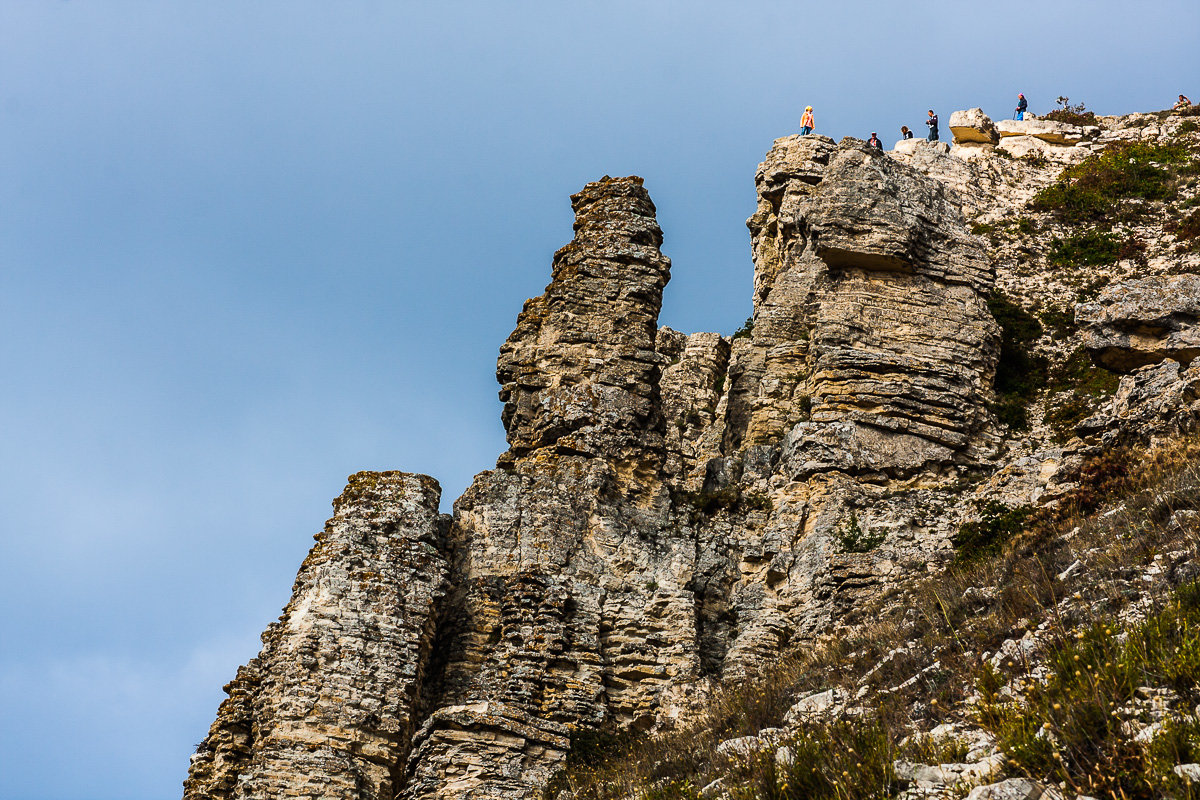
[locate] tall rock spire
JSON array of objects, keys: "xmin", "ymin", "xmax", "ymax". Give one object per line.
[{"xmin": 497, "ymin": 176, "xmax": 672, "ymax": 474}]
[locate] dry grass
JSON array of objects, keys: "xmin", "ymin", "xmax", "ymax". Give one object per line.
[{"xmin": 550, "ymin": 435, "xmax": 1200, "ymax": 799}]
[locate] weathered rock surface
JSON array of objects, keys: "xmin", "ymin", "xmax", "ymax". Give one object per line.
[
  {"xmin": 732, "ymin": 135, "xmax": 998, "ymax": 475},
  {"xmin": 995, "ymin": 118, "xmax": 1097, "ymax": 145},
  {"xmin": 658, "ymin": 327, "xmax": 731, "ymax": 488},
  {"xmin": 950, "ymin": 108, "xmax": 1000, "ymax": 145},
  {"xmin": 184, "ymin": 472, "xmax": 450, "ymax": 800},
  {"xmin": 401, "ymin": 176, "xmax": 702, "ymax": 799},
  {"xmin": 496, "ymin": 175, "xmax": 672, "ymax": 470},
  {"xmin": 1078, "ymin": 274, "xmax": 1200, "ymax": 372},
  {"xmin": 186, "ymin": 108, "xmax": 1200, "ymax": 799},
  {"xmin": 1078, "ymin": 358, "xmax": 1200, "ymax": 445}
]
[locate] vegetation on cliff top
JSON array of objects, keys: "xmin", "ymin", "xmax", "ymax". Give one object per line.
[{"xmin": 1030, "ymin": 140, "xmax": 1191, "ymax": 227}]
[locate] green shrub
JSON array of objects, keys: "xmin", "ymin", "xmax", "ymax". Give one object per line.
[
  {"xmin": 1043, "ymin": 96, "xmax": 1099, "ymax": 127},
  {"xmin": 1030, "ymin": 141, "xmax": 1189, "ymax": 226},
  {"xmin": 954, "ymin": 501, "xmax": 1034, "ymax": 562},
  {"xmin": 988, "ymin": 295, "xmax": 1049, "ymax": 430},
  {"xmin": 1168, "ymin": 209, "xmax": 1200, "ymax": 250},
  {"xmin": 725, "ymin": 718, "xmax": 898, "ymax": 800},
  {"xmin": 1050, "ymin": 348, "xmax": 1120, "ymax": 397},
  {"xmin": 732, "ymin": 317, "xmax": 754, "ymax": 340},
  {"xmin": 1038, "ymin": 304, "xmax": 1076, "ymax": 338},
  {"xmin": 1047, "ymin": 230, "xmax": 1120, "ymax": 266},
  {"xmin": 837, "ymin": 512, "xmax": 886, "ymax": 553}
]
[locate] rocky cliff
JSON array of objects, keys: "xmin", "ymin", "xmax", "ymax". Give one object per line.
[{"xmin": 186, "ymin": 106, "xmax": 1200, "ymax": 799}]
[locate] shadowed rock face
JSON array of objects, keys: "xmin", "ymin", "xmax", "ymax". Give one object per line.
[
  {"xmin": 183, "ymin": 473, "xmax": 450, "ymax": 800},
  {"xmin": 1078, "ymin": 274, "xmax": 1200, "ymax": 373},
  {"xmin": 728, "ymin": 136, "xmax": 999, "ymax": 477}
]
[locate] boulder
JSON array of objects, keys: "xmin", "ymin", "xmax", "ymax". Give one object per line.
[
  {"xmin": 995, "ymin": 118, "xmax": 1094, "ymax": 145},
  {"xmin": 1077, "ymin": 274, "xmax": 1200, "ymax": 372},
  {"xmin": 950, "ymin": 108, "xmax": 1000, "ymax": 145},
  {"xmin": 891, "ymin": 137, "xmax": 951, "ymax": 156}
]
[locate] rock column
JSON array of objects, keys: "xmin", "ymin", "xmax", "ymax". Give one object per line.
[
  {"xmin": 403, "ymin": 177, "xmax": 700, "ymax": 800},
  {"xmin": 184, "ymin": 473, "xmax": 449, "ymax": 800}
]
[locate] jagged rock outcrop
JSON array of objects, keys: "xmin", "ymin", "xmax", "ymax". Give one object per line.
[
  {"xmin": 729, "ymin": 134, "xmax": 999, "ymax": 476},
  {"xmin": 186, "ymin": 108, "xmax": 1200, "ymax": 800},
  {"xmin": 949, "ymin": 108, "xmax": 1000, "ymax": 145},
  {"xmin": 1079, "ymin": 358, "xmax": 1200, "ymax": 445},
  {"xmin": 184, "ymin": 472, "xmax": 450, "ymax": 800},
  {"xmin": 401, "ymin": 176, "xmax": 701, "ymax": 800},
  {"xmin": 1078, "ymin": 274, "xmax": 1200, "ymax": 373},
  {"xmin": 496, "ymin": 176, "xmax": 671, "ymax": 471}
]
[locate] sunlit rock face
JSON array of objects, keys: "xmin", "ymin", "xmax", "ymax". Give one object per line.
[
  {"xmin": 729, "ymin": 135, "xmax": 1000, "ymax": 478},
  {"xmin": 185, "ymin": 109, "xmax": 1200, "ymax": 799},
  {"xmin": 402, "ymin": 176, "xmax": 702, "ymax": 800},
  {"xmin": 183, "ymin": 472, "xmax": 451, "ymax": 800}
]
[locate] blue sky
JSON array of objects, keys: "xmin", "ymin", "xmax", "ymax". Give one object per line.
[{"xmin": 1, "ymin": 2, "xmax": 1195, "ymax": 798}]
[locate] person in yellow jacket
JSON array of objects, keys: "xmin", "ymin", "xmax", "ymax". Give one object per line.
[{"xmin": 800, "ymin": 106, "xmax": 815, "ymax": 135}]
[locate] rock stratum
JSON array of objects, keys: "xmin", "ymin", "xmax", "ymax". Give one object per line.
[{"xmin": 186, "ymin": 107, "xmax": 1200, "ymax": 799}]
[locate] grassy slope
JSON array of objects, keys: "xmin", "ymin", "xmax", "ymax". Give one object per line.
[{"xmin": 555, "ymin": 436, "xmax": 1200, "ymax": 799}]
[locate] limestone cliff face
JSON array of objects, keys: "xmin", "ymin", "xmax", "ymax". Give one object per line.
[
  {"xmin": 728, "ymin": 135, "xmax": 999, "ymax": 475},
  {"xmin": 184, "ymin": 473, "xmax": 449, "ymax": 800},
  {"xmin": 404, "ymin": 176, "xmax": 701, "ymax": 800},
  {"xmin": 186, "ymin": 110, "xmax": 1200, "ymax": 799}
]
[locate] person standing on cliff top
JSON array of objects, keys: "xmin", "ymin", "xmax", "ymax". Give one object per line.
[
  {"xmin": 868, "ymin": 132, "xmax": 883, "ymax": 150},
  {"xmin": 926, "ymin": 109, "xmax": 939, "ymax": 141},
  {"xmin": 1015, "ymin": 93, "xmax": 1028, "ymax": 120},
  {"xmin": 800, "ymin": 106, "xmax": 815, "ymax": 135}
]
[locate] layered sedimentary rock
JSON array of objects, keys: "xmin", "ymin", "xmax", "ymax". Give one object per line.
[
  {"xmin": 184, "ymin": 472, "xmax": 449, "ymax": 800},
  {"xmin": 402, "ymin": 176, "xmax": 701, "ymax": 800},
  {"xmin": 728, "ymin": 135, "xmax": 999, "ymax": 476},
  {"xmin": 995, "ymin": 117, "xmax": 1098, "ymax": 145},
  {"xmin": 949, "ymin": 108, "xmax": 1000, "ymax": 145},
  {"xmin": 496, "ymin": 176, "xmax": 672, "ymax": 473},
  {"xmin": 1078, "ymin": 274, "xmax": 1200, "ymax": 372},
  {"xmin": 190, "ymin": 116, "xmax": 1180, "ymax": 797},
  {"xmin": 658, "ymin": 327, "xmax": 731, "ymax": 488}
]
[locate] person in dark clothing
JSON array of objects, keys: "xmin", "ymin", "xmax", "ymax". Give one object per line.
[
  {"xmin": 926, "ymin": 110, "xmax": 939, "ymax": 142},
  {"xmin": 868, "ymin": 132, "xmax": 883, "ymax": 150},
  {"xmin": 1015, "ymin": 93, "xmax": 1028, "ymax": 120},
  {"xmin": 900, "ymin": 125, "xmax": 914, "ymax": 139}
]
